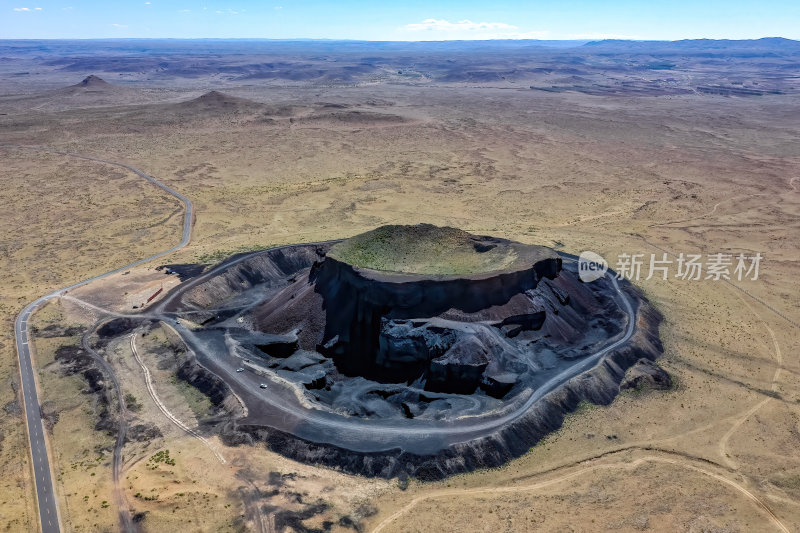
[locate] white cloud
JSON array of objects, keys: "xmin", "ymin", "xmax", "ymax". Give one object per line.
[
  {"xmin": 13, "ymin": 6, "xmax": 42, "ymax": 11},
  {"xmin": 400, "ymin": 18, "xmax": 548, "ymax": 40},
  {"xmin": 405, "ymin": 19, "xmax": 516, "ymax": 32},
  {"xmin": 13, "ymin": 7, "xmax": 30, "ymax": 11},
  {"xmin": 111, "ymin": 23, "xmax": 128, "ymax": 28},
  {"xmin": 144, "ymin": 2, "xmax": 151, "ymax": 4}
]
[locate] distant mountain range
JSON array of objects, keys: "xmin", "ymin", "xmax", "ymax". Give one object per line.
[
  {"xmin": 2, "ymin": 37, "xmax": 798, "ymax": 98},
  {"xmin": 1, "ymin": 37, "xmax": 799, "ymax": 58},
  {"xmin": 584, "ymin": 37, "xmax": 800, "ymax": 52}
]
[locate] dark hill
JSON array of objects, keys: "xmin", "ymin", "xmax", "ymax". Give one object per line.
[
  {"xmin": 72, "ymin": 75, "xmax": 112, "ymax": 89},
  {"xmin": 176, "ymin": 90, "xmax": 262, "ymax": 111},
  {"xmin": 45, "ymin": 74, "xmax": 132, "ymax": 101}
]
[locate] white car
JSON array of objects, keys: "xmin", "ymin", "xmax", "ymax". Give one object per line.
[
  {"xmin": 259, "ymin": 383, "xmax": 268, "ymax": 389},
  {"xmin": 236, "ymin": 368, "xmax": 244, "ymax": 373}
]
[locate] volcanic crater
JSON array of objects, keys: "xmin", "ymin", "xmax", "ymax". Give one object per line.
[{"xmin": 156, "ymin": 224, "xmax": 664, "ymax": 478}]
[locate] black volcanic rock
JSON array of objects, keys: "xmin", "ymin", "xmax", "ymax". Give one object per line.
[
  {"xmin": 213, "ymin": 227, "xmax": 620, "ymax": 398},
  {"xmin": 73, "ymin": 75, "xmax": 111, "ymax": 88},
  {"xmin": 177, "ymin": 90, "xmax": 261, "ymax": 111},
  {"xmin": 428, "ymin": 337, "xmax": 489, "ymax": 394},
  {"xmin": 176, "ymin": 355, "xmax": 229, "ymax": 406},
  {"xmin": 174, "ymin": 232, "xmax": 627, "ymax": 404},
  {"xmin": 226, "ymin": 328, "xmax": 300, "ymax": 358},
  {"xmin": 96, "ymin": 317, "xmax": 138, "ymax": 339},
  {"xmin": 159, "ymin": 228, "xmax": 663, "ymax": 479},
  {"xmin": 376, "ymin": 319, "xmax": 441, "ymax": 380},
  {"xmin": 480, "ymin": 367, "xmax": 518, "ymax": 398},
  {"xmin": 620, "ymin": 358, "xmax": 671, "ymax": 391},
  {"xmin": 313, "ymin": 225, "xmax": 560, "ymax": 381},
  {"xmin": 376, "ymin": 318, "xmax": 526, "ymax": 393},
  {"xmin": 276, "ymin": 351, "xmax": 325, "ymax": 372},
  {"xmin": 214, "ymin": 288, "xmax": 665, "ymax": 481},
  {"xmin": 255, "ymin": 337, "xmax": 299, "ymax": 358}
]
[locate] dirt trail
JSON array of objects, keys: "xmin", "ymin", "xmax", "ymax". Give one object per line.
[
  {"xmin": 553, "ymin": 208, "xmax": 629, "ymax": 227},
  {"xmin": 129, "ymin": 333, "xmax": 226, "ymax": 464},
  {"xmin": 451, "ymin": 184, "xmax": 795, "ymax": 533},
  {"xmin": 650, "ymin": 191, "xmax": 771, "ymax": 229},
  {"xmin": 369, "ymin": 450, "xmax": 791, "ymax": 533},
  {"xmin": 80, "ymin": 326, "xmax": 135, "ymax": 533},
  {"xmin": 61, "ymin": 295, "xmax": 141, "ymax": 319},
  {"xmin": 641, "ymin": 185, "xmax": 788, "ymax": 470},
  {"xmin": 718, "ymin": 290, "xmax": 783, "ymax": 469}
]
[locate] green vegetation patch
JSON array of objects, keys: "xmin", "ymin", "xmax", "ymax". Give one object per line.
[
  {"xmin": 147, "ymin": 449, "xmax": 176, "ymax": 468},
  {"xmin": 328, "ymin": 224, "xmax": 518, "ymax": 275}
]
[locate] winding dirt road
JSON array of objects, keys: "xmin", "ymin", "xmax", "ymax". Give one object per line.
[
  {"xmin": 129, "ymin": 332, "xmax": 227, "ymax": 464},
  {"xmin": 80, "ymin": 326, "xmax": 135, "ymax": 532},
  {"xmin": 369, "ymin": 449, "xmax": 791, "ymax": 533},
  {"xmin": 12, "ymin": 147, "xmax": 193, "ymax": 533},
  {"xmin": 11, "ymin": 144, "xmax": 795, "ymax": 533}
]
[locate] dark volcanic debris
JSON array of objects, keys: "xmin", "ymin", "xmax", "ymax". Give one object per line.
[{"xmin": 157, "ymin": 224, "xmax": 664, "ymax": 478}]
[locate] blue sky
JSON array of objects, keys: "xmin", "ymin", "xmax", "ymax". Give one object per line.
[{"xmin": 2, "ymin": 0, "xmax": 799, "ymax": 40}]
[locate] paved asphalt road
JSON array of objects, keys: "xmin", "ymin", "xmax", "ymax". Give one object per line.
[{"xmin": 13, "ymin": 149, "xmax": 192, "ymax": 533}]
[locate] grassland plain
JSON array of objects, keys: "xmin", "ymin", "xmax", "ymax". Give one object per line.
[
  {"xmin": 0, "ymin": 148, "xmax": 183, "ymax": 531},
  {"xmin": 1, "ymin": 78, "xmax": 799, "ymax": 532}
]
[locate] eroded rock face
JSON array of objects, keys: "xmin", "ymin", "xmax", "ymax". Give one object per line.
[
  {"xmin": 311, "ymin": 225, "xmax": 561, "ymax": 390},
  {"xmin": 225, "ymin": 226, "xmax": 627, "ymax": 400},
  {"xmin": 158, "ymin": 225, "xmax": 665, "ymax": 478},
  {"xmin": 377, "ymin": 318, "xmax": 524, "ymax": 394}
]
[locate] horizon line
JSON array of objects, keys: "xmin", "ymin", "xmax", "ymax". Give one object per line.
[{"xmin": 0, "ymin": 36, "xmax": 797, "ymax": 43}]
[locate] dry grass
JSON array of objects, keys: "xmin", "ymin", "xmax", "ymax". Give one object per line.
[
  {"xmin": 1, "ymin": 84, "xmax": 799, "ymax": 532},
  {"xmin": 0, "ymin": 148, "xmax": 183, "ymax": 530}
]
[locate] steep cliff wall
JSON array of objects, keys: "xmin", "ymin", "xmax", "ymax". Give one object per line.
[
  {"xmin": 311, "ymin": 251, "xmax": 561, "ymax": 378},
  {"xmin": 220, "ymin": 284, "xmax": 663, "ymax": 480}
]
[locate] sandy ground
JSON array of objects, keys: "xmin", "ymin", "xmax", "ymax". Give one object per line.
[{"xmin": 1, "ymin": 77, "xmax": 799, "ymax": 532}]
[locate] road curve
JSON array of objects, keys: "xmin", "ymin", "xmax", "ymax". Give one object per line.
[
  {"xmin": 12, "ymin": 148, "xmax": 193, "ymax": 533},
  {"xmin": 10, "ymin": 147, "xmax": 633, "ymax": 526},
  {"xmin": 162, "ymin": 249, "xmax": 636, "ymax": 455},
  {"xmin": 369, "ymin": 451, "xmax": 791, "ymax": 533}
]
